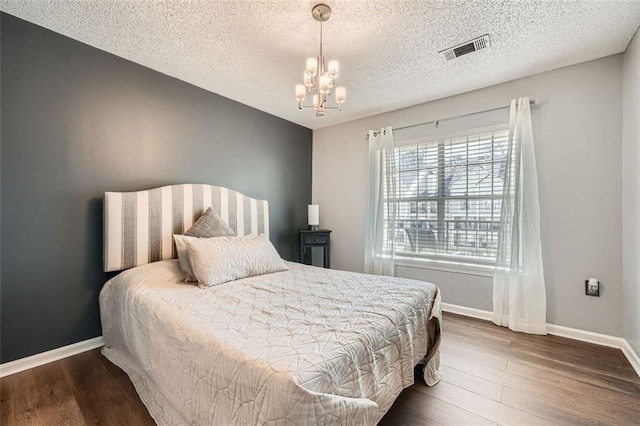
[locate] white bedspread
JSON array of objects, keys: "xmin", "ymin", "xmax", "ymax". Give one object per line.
[{"xmin": 100, "ymin": 260, "xmax": 441, "ymax": 425}]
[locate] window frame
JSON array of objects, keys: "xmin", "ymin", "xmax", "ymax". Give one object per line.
[{"xmin": 386, "ymin": 123, "xmax": 511, "ymax": 275}]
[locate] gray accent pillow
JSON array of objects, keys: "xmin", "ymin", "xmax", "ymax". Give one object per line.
[
  {"xmin": 175, "ymin": 208, "xmax": 236, "ymax": 282},
  {"xmin": 185, "ymin": 207, "xmax": 235, "ymax": 238}
]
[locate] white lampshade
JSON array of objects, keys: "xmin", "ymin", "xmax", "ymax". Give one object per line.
[
  {"xmin": 308, "ymin": 205, "xmax": 320, "ymax": 226},
  {"xmin": 306, "ymin": 57, "xmax": 317, "ymax": 75},
  {"xmin": 319, "ymin": 74, "xmax": 331, "ymax": 91},
  {"xmin": 295, "ymin": 84, "xmax": 306, "ymax": 101},
  {"xmin": 328, "ymin": 60, "xmax": 339, "ymax": 77},
  {"xmin": 335, "ymin": 86, "xmax": 346, "ymax": 103},
  {"xmin": 303, "ymin": 73, "xmax": 312, "ymax": 86}
]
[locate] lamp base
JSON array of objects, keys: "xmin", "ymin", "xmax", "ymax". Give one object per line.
[{"xmin": 309, "ymin": 225, "xmax": 320, "ymax": 231}]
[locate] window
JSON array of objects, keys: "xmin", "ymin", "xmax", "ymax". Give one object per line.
[{"xmin": 384, "ymin": 129, "xmax": 510, "ymax": 267}]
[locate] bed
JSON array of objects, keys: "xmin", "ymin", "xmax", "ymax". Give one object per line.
[{"xmin": 100, "ymin": 183, "xmax": 441, "ymax": 425}]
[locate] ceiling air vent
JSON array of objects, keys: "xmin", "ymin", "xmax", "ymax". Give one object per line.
[{"xmin": 440, "ymin": 34, "xmax": 491, "ymax": 61}]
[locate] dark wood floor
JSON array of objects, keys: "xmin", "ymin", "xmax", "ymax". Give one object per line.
[{"xmin": 2, "ymin": 313, "xmax": 639, "ymax": 425}]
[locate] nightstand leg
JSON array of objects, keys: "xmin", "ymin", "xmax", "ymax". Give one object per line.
[
  {"xmin": 301, "ymin": 247, "xmax": 312, "ymax": 265},
  {"xmin": 324, "ymin": 246, "xmax": 330, "ymax": 268}
]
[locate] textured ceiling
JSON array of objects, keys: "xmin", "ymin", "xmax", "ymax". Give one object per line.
[{"xmin": 2, "ymin": 1, "xmax": 640, "ymax": 129}]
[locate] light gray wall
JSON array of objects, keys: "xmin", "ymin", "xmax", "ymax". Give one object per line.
[
  {"xmin": 623, "ymin": 30, "xmax": 640, "ymax": 355},
  {"xmin": 313, "ymin": 55, "xmax": 624, "ymax": 336},
  {"xmin": 1, "ymin": 13, "xmax": 312, "ymax": 363}
]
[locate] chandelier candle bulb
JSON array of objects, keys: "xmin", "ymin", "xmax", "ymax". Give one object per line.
[
  {"xmin": 335, "ymin": 86, "xmax": 346, "ymax": 103},
  {"xmin": 319, "ymin": 75, "xmax": 331, "ymax": 91},
  {"xmin": 306, "ymin": 58, "xmax": 317, "ymax": 75},
  {"xmin": 308, "ymin": 205, "xmax": 320, "ymax": 230},
  {"xmin": 295, "ymin": 84, "xmax": 306, "ymax": 101},
  {"xmin": 328, "ymin": 60, "xmax": 339, "ymax": 76}
]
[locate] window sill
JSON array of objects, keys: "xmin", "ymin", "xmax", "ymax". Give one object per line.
[{"xmin": 394, "ymin": 257, "xmax": 495, "ymax": 277}]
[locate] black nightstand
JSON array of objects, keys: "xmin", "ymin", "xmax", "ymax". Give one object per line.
[{"xmin": 299, "ymin": 229, "xmax": 332, "ymax": 268}]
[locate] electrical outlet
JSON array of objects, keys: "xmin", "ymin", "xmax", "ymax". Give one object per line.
[{"xmin": 585, "ymin": 278, "xmax": 600, "ymax": 297}]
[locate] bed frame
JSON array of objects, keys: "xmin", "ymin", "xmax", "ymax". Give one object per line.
[{"xmin": 103, "ymin": 183, "xmax": 269, "ymax": 272}]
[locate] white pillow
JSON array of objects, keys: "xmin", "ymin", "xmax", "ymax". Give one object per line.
[
  {"xmin": 174, "ymin": 235, "xmax": 198, "ymax": 282},
  {"xmin": 174, "ymin": 208, "xmax": 236, "ymax": 282},
  {"xmin": 181, "ymin": 234, "xmax": 288, "ymax": 288}
]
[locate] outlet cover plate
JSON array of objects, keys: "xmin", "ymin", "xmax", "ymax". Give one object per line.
[{"xmin": 585, "ymin": 280, "xmax": 600, "ymax": 297}]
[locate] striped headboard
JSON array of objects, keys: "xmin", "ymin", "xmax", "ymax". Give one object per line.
[{"xmin": 104, "ymin": 184, "xmax": 269, "ymax": 272}]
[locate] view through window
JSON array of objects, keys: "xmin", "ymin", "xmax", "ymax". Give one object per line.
[{"xmin": 384, "ymin": 129, "xmax": 511, "ymax": 266}]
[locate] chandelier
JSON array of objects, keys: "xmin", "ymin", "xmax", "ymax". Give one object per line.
[{"xmin": 295, "ymin": 3, "xmax": 346, "ymax": 117}]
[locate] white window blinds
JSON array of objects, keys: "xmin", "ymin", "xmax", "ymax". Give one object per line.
[{"xmin": 384, "ymin": 129, "xmax": 510, "ymax": 266}]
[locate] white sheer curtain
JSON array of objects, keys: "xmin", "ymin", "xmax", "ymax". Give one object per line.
[
  {"xmin": 364, "ymin": 126, "xmax": 396, "ymax": 276},
  {"xmin": 492, "ymin": 97, "xmax": 547, "ymax": 335}
]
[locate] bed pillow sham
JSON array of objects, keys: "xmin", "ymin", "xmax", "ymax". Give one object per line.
[
  {"xmin": 175, "ymin": 208, "xmax": 236, "ymax": 282},
  {"xmin": 181, "ymin": 234, "xmax": 288, "ymax": 288}
]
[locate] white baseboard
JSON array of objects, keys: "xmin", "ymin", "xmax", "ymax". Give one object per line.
[
  {"xmin": 545, "ymin": 323, "xmax": 622, "ymax": 349},
  {"xmin": 621, "ymin": 339, "xmax": 640, "ymax": 377},
  {"xmin": 442, "ymin": 302, "xmax": 640, "ymax": 377},
  {"xmin": 442, "ymin": 302, "xmax": 493, "ymax": 322},
  {"xmin": 0, "ymin": 336, "xmax": 104, "ymax": 378}
]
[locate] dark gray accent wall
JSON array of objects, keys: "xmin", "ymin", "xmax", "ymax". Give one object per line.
[{"xmin": 0, "ymin": 13, "xmax": 312, "ymax": 363}]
